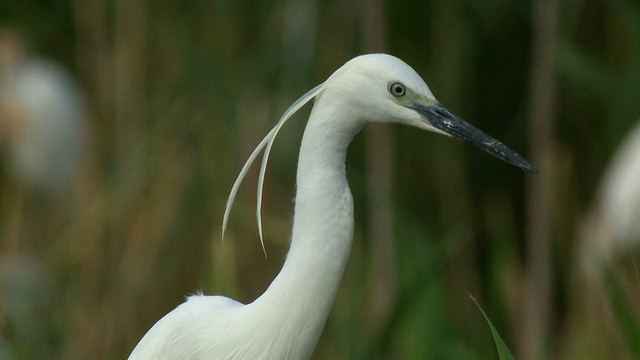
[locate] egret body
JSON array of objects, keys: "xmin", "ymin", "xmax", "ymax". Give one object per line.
[
  {"xmin": 0, "ymin": 30, "xmax": 85, "ymax": 194},
  {"xmin": 580, "ymin": 119, "xmax": 640, "ymax": 277},
  {"xmin": 129, "ymin": 54, "xmax": 537, "ymax": 359}
]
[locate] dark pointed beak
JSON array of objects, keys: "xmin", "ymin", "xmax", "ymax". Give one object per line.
[{"xmin": 413, "ymin": 102, "xmax": 539, "ymax": 175}]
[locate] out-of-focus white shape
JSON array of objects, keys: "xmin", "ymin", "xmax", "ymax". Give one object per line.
[
  {"xmin": 581, "ymin": 120, "xmax": 640, "ymax": 277},
  {"xmin": 0, "ymin": 30, "xmax": 86, "ymax": 195}
]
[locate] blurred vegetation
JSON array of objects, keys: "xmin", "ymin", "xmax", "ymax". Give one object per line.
[{"xmin": 0, "ymin": 0, "xmax": 639, "ymax": 359}]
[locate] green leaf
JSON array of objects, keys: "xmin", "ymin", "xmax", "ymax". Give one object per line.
[{"xmin": 470, "ymin": 295, "xmax": 515, "ymax": 360}]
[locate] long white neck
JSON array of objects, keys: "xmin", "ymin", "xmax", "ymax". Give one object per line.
[{"xmin": 249, "ymin": 94, "xmax": 364, "ymax": 356}]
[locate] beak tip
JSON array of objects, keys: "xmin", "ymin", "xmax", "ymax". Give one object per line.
[{"xmin": 524, "ymin": 164, "xmax": 541, "ymax": 175}]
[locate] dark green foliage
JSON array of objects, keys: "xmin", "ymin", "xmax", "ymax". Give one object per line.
[{"xmin": 0, "ymin": 0, "xmax": 639, "ymax": 359}]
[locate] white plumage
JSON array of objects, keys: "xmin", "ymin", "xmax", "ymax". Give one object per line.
[
  {"xmin": 129, "ymin": 54, "xmax": 537, "ymax": 359},
  {"xmin": 0, "ymin": 31, "xmax": 85, "ymax": 194},
  {"xmin": 580, "ymin": 119, "xmax": 640, "ymax": 277}
]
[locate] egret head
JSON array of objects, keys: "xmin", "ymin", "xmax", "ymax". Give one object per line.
[
  {"xmin": 223, "ymin": 53, "xmax": 538, "ymax": 246},
  {"xmin": 323, "ymin": 54, "xmax": 539, "ymax": 174}
]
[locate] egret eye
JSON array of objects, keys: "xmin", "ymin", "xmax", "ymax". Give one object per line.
[{"xmin": 388, "ymin": 82, "xmax": 406, "ymax": 97}]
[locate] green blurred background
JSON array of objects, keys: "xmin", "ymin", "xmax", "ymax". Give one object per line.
[{"xmin": 1, "ymin": 0, "xmax": 639, "ymax": 359}]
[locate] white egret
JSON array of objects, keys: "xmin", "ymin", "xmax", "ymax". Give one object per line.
[
  {"xmin": 129, "ymin": 53, "xmax": 538, "ymax": 359},
  {"xmin": 580, "ymin": 119, "xmax": 640, "ymax": 279},
  {"xmin": 0, "ymin": 29, "xmax": 85, "ymax": 195}
]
